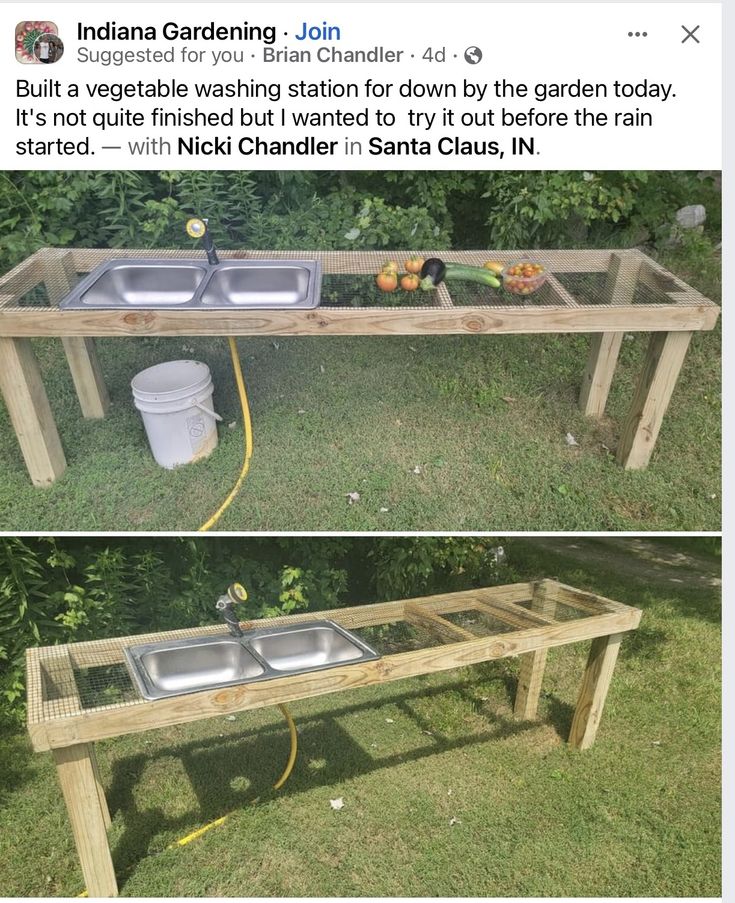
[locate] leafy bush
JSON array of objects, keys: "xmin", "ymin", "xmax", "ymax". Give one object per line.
[
  {"xmin": 0, "ymin": 170, "xmax": 720, "ymax": 272},
  {"xmin": 371, "ymin": 537, "xmax": 504, "ymax": 599},
  {"xmin": 0, "ymin": 171, "xmax": 448, "ymax": 270},
  {"xmin": 478, "ymin": 171, "xmax": 721, "ymax": 248}
]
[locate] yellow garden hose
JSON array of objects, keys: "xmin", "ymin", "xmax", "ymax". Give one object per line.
[
  {"xmin": 198, "ymin": 337, "xmax": 253, "ymax": 531},
  {"xmin": 273, "ymin": 703, "xmax": 299, "ymax": 789}
]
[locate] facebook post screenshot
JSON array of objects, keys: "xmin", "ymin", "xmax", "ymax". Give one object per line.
[{"xmin": 0, "ymin": 2, "xmax": 724, "ymax": 900}]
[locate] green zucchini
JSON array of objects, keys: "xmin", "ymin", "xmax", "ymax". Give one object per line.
[
  {"xmin": 419, "ymin": 257, "xmax": 501, "ymax": 291},
  {"xmin": 444, "ymin": 263, "xmax": 501, "ymax": 288}
]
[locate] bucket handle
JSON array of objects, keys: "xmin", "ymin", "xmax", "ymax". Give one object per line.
[{"xmin": 194, "ymin": 402, "xmax": 223, "ymax": 422}]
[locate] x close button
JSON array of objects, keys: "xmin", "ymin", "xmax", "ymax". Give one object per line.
[{"xmin": 681, "ymin": 25, "xmax": 700, "ymax": 44}]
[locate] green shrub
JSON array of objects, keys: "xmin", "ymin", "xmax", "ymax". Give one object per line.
[
  {"xmin": 478, "ymin": 171, "xmax": 721, "ymax": 248},
  {"xmin": 0, "ymin": 170, "xmax": 720, "ymax": 272},
  {"xmin": 371, "ymin": 537, "xmax": 503, "ymax": 599}
]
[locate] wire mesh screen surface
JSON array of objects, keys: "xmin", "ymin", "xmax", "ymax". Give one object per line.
[
  {"xmin": 556, "ymin": 272, "xmax": 677, "ymax": 306},
  {"xmin": 350, "ymin": 622, "xmax": 446, "ymax": 655},
  {"xmin": 16, "ymin": 282, "xmax": 51, "ymax": 308},
  {"xmin": 0, "ymin": 248, "xmax": 716, "ymax": 314}
]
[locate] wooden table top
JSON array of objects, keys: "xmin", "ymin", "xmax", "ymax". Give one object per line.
[{"xmin": 0, "ymin": 248, "xmax": 719, "ymax": 337}]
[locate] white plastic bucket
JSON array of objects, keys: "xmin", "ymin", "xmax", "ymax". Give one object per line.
[{"xmin": 131, "ymin": 360, "xmax": 222, "ymax": 469}]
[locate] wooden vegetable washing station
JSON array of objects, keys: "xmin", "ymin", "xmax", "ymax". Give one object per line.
[
  {"xmin": 27, "ymin": 579, "xmax": 642, "ymax": 897},
  {"xmin": 0, "ymin": 247, "xmax": 719, "ymax": 487}
]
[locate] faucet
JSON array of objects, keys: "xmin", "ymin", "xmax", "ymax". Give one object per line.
[
  {"xmin": 186, "ymin": 217, "xmax": 220, "ymax": 265},
  {"xmin": 215, "ymin": 583, "xmax": 248, "ymax": 637}
]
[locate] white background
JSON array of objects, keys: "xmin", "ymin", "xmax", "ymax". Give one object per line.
[
  {"xmin": 0, "ymin": 2, "xmax": 728, "ymax": 900},
  {"xmin": 0, "ymin": 2, "xmax": 722, "ymax": 169}
]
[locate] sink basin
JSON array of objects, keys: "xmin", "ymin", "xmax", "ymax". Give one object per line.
[
  {"xmin": 249, "ymin": 623, "xmax": 369, "ymax": 672},
  {"xmin": 200, "ymin": 262, "xmax": 315, "ymax": 308},
  {"xmin": 124, "ymin": 620, "xmax": 379, "ymax": 700},
  {"xmin": 78, "ymin": 262, "xmax": 208, "ymax": 307},
  {"xmin": 125, "ymin": 635, "xmax": 265, "ymax": 700},
  {"xmin": 59, "ymin": 258, "xmax": 322, "ymax": 310}
]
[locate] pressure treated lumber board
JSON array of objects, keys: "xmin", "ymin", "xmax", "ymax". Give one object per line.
[
  {"xmin": 42, "ymin": 247, "xmax": 110, "ymax": 420},
  {"xmin": 0, "ymin": 303, "xmax": 718, "ymax": 337},
  {"xmin": 514, "ymin": 580, "xmax": 558, "ymax": 720},
  {"xmin": 617, "ymin": 330, "xmax": 694, "ymax": 469},
  {"xmin": 579, "ymin": 332, "xmax": 625, "ymax": 417},
  {"xmin": 52, "ymin": 744, "xmax": 118, "ymax": 897},
  {"xmin": 568, "ymin": 633, "xmax": 624, "ymax": 750},
  {"xmin": 551, "ymin": 582, "xmax": 634, "ymax": 615},
  {"xmin": 0, "ymin": 336, "xmax": 66, "ymax": 485},
  {"xmin": 603, "ymin": 252, "xmax": 643, "ymax": 306}
]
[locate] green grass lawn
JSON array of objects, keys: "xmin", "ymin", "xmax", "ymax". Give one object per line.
[
  {"xmin": 0, "ymin": 251, "xmax": 721, "ymax": 532},
  {"xmin": 0, "ymin": 539, "xmax": 720, "ymax": 897}
]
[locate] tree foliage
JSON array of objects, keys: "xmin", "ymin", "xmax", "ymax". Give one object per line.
[{"xmin": 0, "ymin": 170, "xmax": 720, "ymax": 272}]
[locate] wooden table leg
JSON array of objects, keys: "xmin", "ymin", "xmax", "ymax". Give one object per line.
[
  {"xmin": 61, "ymin": 337, "xmax": 110, "ymax": 419},
  {"xmin": 568, "ymin": 633, "xmax": 623, "ymax": 750},
  {"xmin": 514, "ymin": 580, "xmax": 556, "ymax": 720},
  {"xmin": 52, "ymin": 743, "xmax": 118, "ymax": 897},
  {"xmin": 90, "ymin": 743, "xmax": 112, "ymax": 829},
  {"xmin": 0, "ymin": 336, "xmax": 66, "ymax": 486},
  {"xmin": 616, "ymin": 331, "xmax": 693, "ymax": 470},
  {"xmin": 579, "ymin": 332, "xmax": 624, "ymax": 417},
  {"xmin": 43, "ymin": 251, "xmax": 110, "ymax": 419},
  {"xmin": 579, "ymin": 251, "xmax": 643, "ymax": 418}
]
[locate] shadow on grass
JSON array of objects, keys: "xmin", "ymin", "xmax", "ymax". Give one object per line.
[
  {"xmin": 106, "ymin": 676, "xmax": 574, "ymax": 887},
  {"xmin": 543, "ymin": 694, "xmax": 575, "ymax": 739}
]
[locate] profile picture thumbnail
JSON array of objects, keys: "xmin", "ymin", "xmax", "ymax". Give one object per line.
[
  {"xmin": 15, "ymin": 20, "xmax": 60, "ymax": 63},
  {"xmin": 33, "ymin": 33, "xmax": 63, "ymax": 63}
]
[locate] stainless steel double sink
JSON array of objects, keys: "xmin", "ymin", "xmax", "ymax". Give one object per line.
[
  {"xmin": 124, "ymin": 620, "xmax": 379, "ymax": 700},
  {"xmin": 59, "ymin": 258, "xmax": 322, "ymax": 310}
]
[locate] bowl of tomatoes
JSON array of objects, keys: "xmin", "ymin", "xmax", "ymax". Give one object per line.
[{"xmin": 502, "ymin": 261, "xmax": 547, "ymax": 296}]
